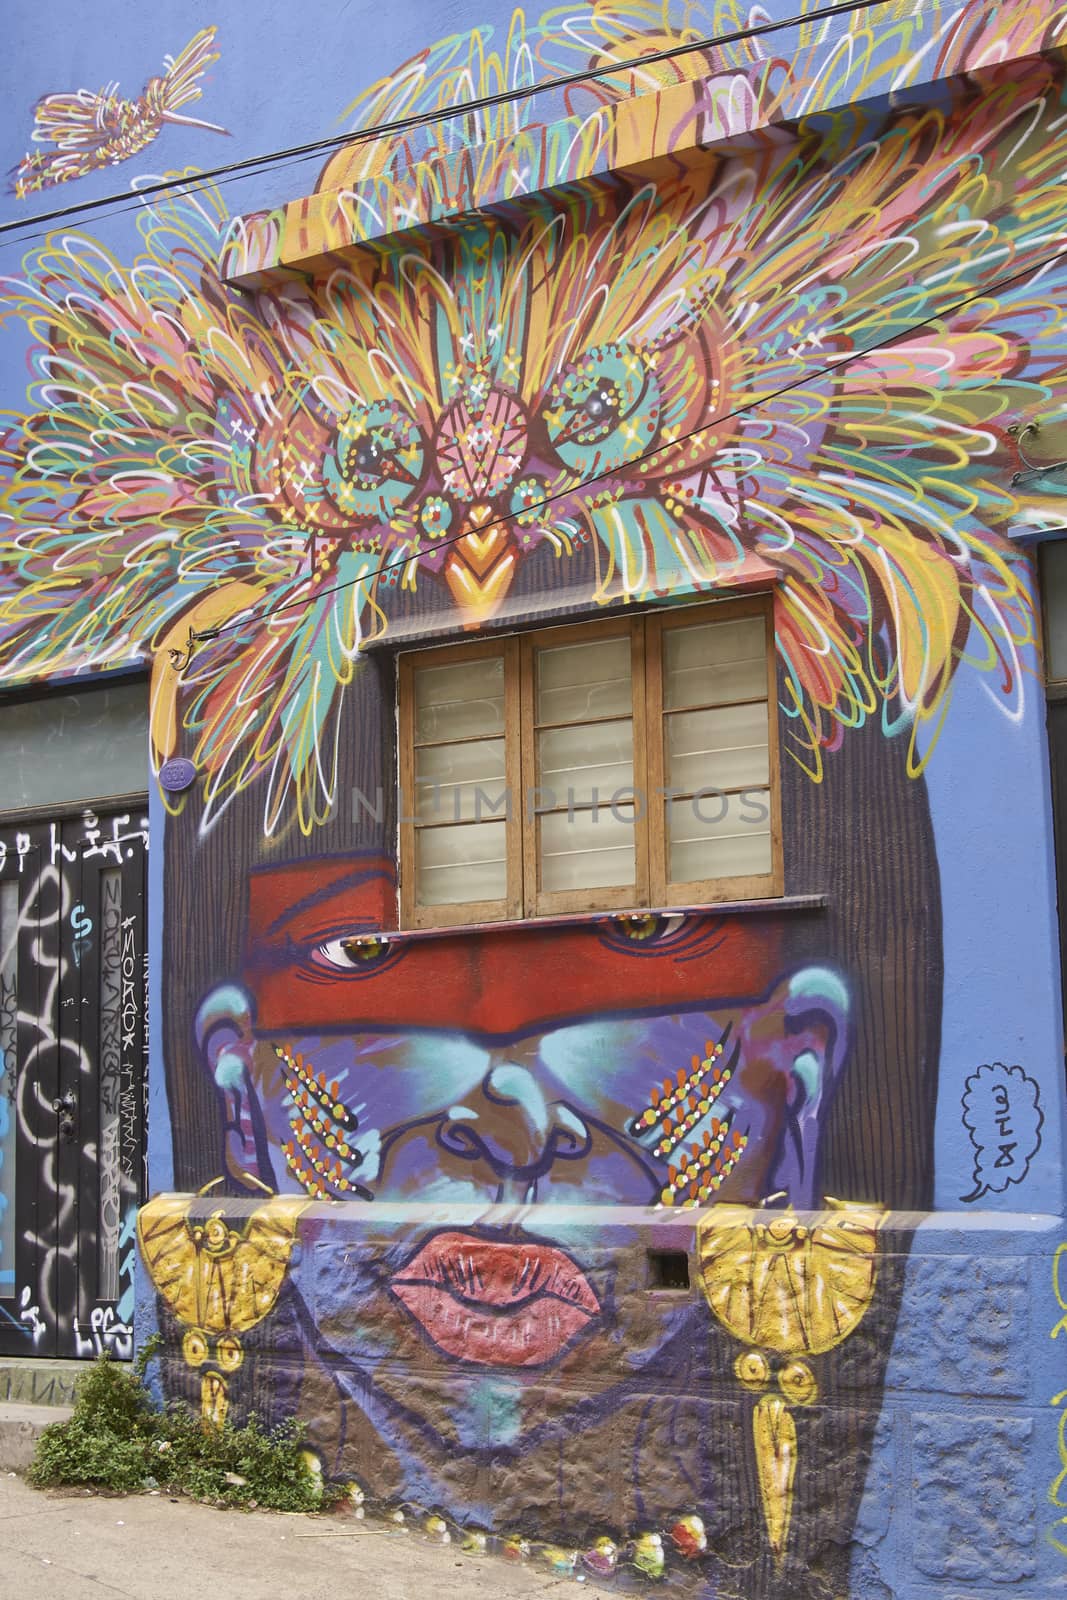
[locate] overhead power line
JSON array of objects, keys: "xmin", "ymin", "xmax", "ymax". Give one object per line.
[
  {"xmin": 184, "ymin": 236, "xmax": 1066, "ymax": 655},
  {"xmin": 1, "ymin": 0, "xmax": 921, "ymax": 240}
]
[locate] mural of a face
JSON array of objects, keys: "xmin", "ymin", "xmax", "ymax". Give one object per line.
[
  {"xmin": 195, "ymin": 858, "xmax": 849, "ymax": 1384},
  {"xmin": 4, "ymin": 2, "xmax": 1065, "ymax": 1587},
  {"xmin": 147, "ymin": 687, "xmax": 939, "ymax": 1576}
]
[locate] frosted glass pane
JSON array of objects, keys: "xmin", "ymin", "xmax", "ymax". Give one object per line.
[
  {"xmin": 0, "ymin": 680, "xmax": 147, "ymax": 811},
  {"xmin": 414, "ymin": 656, "xmax": 504, "ymax": 741},
  {"xmin": 668, "ymin": 791, "xmax": 772, "ymax": 883},
  {"xmin": 536, "ymin": 635, "xmax": 631, "ymax": 724},
  {"xmin": 414, "ymin": 739, "xmax": 506, "ymax": 821},
  {"xmin": 415, "ymin": 821, "xmax": 506, "ymax": 905},
  {"xmin": 540, "ymin": 804, "xmax": 635, "ymax": 892},
  {"xmin": 1043, "ymin": 540, "xmax": 1067, "ymax": 681},
  {"xmin": 538, "ymin": 720, "xmax": 634, "ymax": 804},
  {"xmin": 666, "ymin": 705, "xmax": 769, "ymax": 792},
  {"xmin": 0, "ymin": 881, "xmax": 16, "ymax": 1297},
  {"xmin": 664, "ymin": 617, "xmax": 767, "ymax": 709}
]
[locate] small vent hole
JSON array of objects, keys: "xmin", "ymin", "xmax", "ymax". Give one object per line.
[{"xmin": 647, "ymin": 1250, "xmax": 690, "ymax": 1290}]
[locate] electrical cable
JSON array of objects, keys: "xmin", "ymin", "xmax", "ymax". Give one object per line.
[
  {"xmin": 1, "ymin": 0, "xmax": 925, "ymax": 240},
  {"xmin": 185, "ymin": 235, "xmax": 1067, "ymax": 651},
  {"xmin": 0, "ymin": 148, "xmax": 331, "ymax": 256}
]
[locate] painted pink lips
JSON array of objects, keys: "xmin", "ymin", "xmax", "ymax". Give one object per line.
[{"xmin": 390, "ymin": 1230, "xmax": 601, "ymax": 1367}]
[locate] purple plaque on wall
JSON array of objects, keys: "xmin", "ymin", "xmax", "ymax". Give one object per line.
[{"xmin": 158, "ymin": 757, "xmax": 198, "ymax": 794}]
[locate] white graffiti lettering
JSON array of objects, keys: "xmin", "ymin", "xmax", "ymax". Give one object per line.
[
  {"xmin": 73, "ymin": 1304, "xmax": 133, "ymax": 1362},
  {"xmin": 18, "ymin": 1286, "xmax": 45, "ymax": 1345}
]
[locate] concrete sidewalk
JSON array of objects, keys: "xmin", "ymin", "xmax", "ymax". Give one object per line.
[{"xmin": 0, "ymin": 1474, "xmax": 591, "ymax": 1599}]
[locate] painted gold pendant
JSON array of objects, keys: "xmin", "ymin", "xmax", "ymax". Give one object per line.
[
  {"xmin": 138, "ymin": 1184, "xmax": 308, "ymax": 1426},
  {"xmin": 697, "ymin": 1197, "xmax": 884, "ymax": 1562}
]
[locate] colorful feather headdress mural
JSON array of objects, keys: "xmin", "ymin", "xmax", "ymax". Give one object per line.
[{"xmin": 1, "ymin": 1, "xmax": 1065, "ymax": 835}]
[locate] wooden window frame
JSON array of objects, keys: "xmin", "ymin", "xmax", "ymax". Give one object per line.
[
  {"xmin": 645, "ymin": 594, "xmax": 782, "ymax": 906},
  {"xmin": 520, "ymin": 613, "xmax": 650, "ymax": 918},
  {"xmin": 398, "ymin": 596, "xmax": 781, "ymax": 928},
  {"xmin": 398, "ymin": 635, "xmax": 522, "ymax": 930}
]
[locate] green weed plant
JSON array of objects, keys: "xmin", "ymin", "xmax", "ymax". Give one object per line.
[{"xmin": 29, "ymin": 1336, "xmax": 332, "ymax": 1510}]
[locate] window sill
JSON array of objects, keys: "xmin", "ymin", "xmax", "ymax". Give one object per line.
[{"xmin": 373, "ymin": 893, "xmax": 827, "ymax": 946}]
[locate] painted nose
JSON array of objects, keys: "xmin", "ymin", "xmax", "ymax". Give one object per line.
[{"xmin": 437, "ymin": 1060, "xmax": 591, "ymax": 1180}]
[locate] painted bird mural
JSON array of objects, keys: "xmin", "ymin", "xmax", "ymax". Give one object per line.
[
  {"xmin": 0, "ymin": 2, "xmax": 1064, "ymax": 838},
  {"xmin": 12, "ymin": 28, "xmax": 227, "ymax": 198}
]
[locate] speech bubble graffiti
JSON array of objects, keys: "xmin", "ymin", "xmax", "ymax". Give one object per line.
[{"xmin": 961, "ymin": 1062, "xmax": 1043, "ymax": 1203}]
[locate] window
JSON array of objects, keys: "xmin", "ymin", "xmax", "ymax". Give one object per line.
[
  {"xmin": 1041, "ymin": 538, "xmax": 1067, "ymax": 686},
  {"xmin": 398, "ymin": 597, "xmax": 781, "ymax": 928},
  {"xmin": 0, "ymin": 677, "xmax": 149, "ymax": 815}
]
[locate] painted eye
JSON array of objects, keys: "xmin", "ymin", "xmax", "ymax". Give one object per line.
[
  {"xmin": 612, "ymin": 913, "xmax": 687, "ymax": 944},
  {"xmin": 582, "ymin": 385, "xmax": 621, "ymax": 428},
  {"xmin": 312, "ymin": 934, "xmax": 395, "ymax": 972},
  {"xmin": 544, "ymin": 342, "xmax": 661, "ymax": 474},
  {"xmin": 353, "ymin": 438, "xmax": 384, "ymax": 475},
  {"xmin": 323, "ymin": 399, "xmax": 424, "ymax": 522},
  {"xmin": 597, "ymin": 914, "xmax": 729, "ymax": 961}
]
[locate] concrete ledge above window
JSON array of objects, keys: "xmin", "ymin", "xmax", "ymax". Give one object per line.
[
  {"xmin": 218, "ymin": 0, "xmax": 1057, "ymax": 289},
  {"xmin": 219, "ymin": 72, "xmax": 772, "ymax": 287},
  {"xmin": 340, "ymin": 893, "xmax": 828, "ymax": 948}
]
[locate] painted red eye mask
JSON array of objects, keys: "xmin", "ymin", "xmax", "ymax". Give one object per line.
[{"xmin": 244, "ymin": 855, "xmax": 786, "ymax": 1038}]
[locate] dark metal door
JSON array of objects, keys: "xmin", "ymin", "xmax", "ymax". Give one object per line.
[{"xmin": 0, "ymin": 806, "xmax": 148, "ymax": 1359}]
